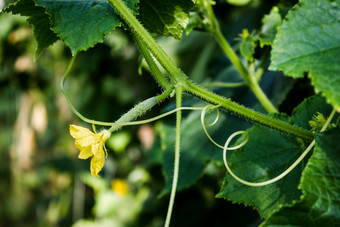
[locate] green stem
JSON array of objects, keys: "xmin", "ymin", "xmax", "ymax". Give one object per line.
[
  {"xmin": 199, "ymin": 0, "xmax": 219, "ymax": 31},
  {"xmin": 200, "ymin": 0, "xmax": 277, "ymax": 113},
  {"xmin": 213, "ymin": 29, "xmax": 250, "ymax": 84},
  {"xmin": 254, "ymin": 48, "xmax": 270, "ymax": 81},
  {"xmin": 108, "ymin": 93, "xmax": 167, "ymax": 132},
  {"xmin": 109, "ymin": 0, "xmax": 313, "ymax": 141},
  {"xmin": 60, "ymin": 55, "xmax": 88, "ymax": 122},
  {"xmin": 321, "ymin": 108, "xmax": 337, "ymax": 132},
  {"xmin": 247, "ymin": 73, "xmax": 278, "ymax": 113},
  {"xmin": 165, "ymin": 85, "xmax": 183, "ymax": 227},
  {"xmin": 135, "ymin": 35, "xmax": 171, "ymax": 89},
  {"xmin": 203, "ymin": 81, "xmax": 246, "ymax": 88},
  {"xmin": 186, "ymin": 80, "xmax": 314, "ymax": 141},
  {"xmin": 213, "ymin": 24, "xmax": 278, "ymax": 113},
  {"xmin": 336, "ymin": 115, "xmax": 340, "ymax": 126},
  {"xmin": 108, "ymin": 0, "xmax": 186, "ymax": 84},
  {"xmin": 199, "ymin": 0, "xmax": 248, "ymax": 83}
]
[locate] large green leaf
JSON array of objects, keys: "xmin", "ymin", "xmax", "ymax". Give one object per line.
[
  {"xmin": 1, "ymin": 0, "xmax": 59, "ymax": 59},
  {"xmin": 270, "ymin": 0, "xmax": 340, "ymax": 108},
  {"xmin": 217, "ymin": 96, "xmax": 332, "ymax": 218},
  {"xmin": 216, "ymin": 115, "xmax": 306, "ymax": 218},
  {"xmin": 138, "ymin": 0, "xmax": 194, "ymax": 39},
  {"xmin": 261, "ymin": 127, "xmax": 340, "ymax": 226},
  {"xmin": 35, "ymin": 0, "xmax": 138, "ymax": 55},
  {"xmin": 302, "ymin": 128, "xmax": 340, "ymax": 223}
]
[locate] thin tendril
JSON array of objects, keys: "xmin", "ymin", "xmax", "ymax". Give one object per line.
[
  {"xmin": 61, "ymin": 55, "xmax": 207, "ymax": 129},
  {"xmin": 201, "ymin": 105, "xmax": 224, "ymax": 149},
  {"xmin": 200, "ymin": 103, "xmax": 337, "ymax": 187},
  {"xmin": 222, "ymin": 108, "xmax": 337, "ymax": 187},
  {"xmin": 61, "ymin": 55, "xmax": 111, "ymax": 125},
  {"xmin": 200, "ymin": 105, "xmax": 248, "ymax": 150},
  {"xmin": 223, "ymin": 132, "xmax": 313, "ymax": 187}
]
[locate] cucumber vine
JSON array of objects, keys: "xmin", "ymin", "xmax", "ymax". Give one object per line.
[{"xmin": 2, "ymin": 0, "xmax": 339, "ymax": 226}]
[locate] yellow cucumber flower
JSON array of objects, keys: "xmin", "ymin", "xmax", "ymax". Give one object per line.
[
  {"xmin": 70, "ymin": 124, "xmax": 111, "ymax": 177},
  {"xmin": 111, "ymin": 179, "xmax": 129, "ymax": 196}
]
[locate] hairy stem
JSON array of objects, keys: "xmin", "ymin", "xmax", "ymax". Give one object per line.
[
  {"xmin": 213, "ymin": 29, "xmax": 250, "ymax": 84},
  {"xmin": 201, "ymin": 0, "xmax": 277, "ymax": 113},
  {"xmin": 213, "ymin": 23, "xmax": 278, "ymax": 114},
  {"xmin": 247, "ymin": 72, "xmax": 278, "ymax": 113},
  {"xmin": 109, "ymin": 0, "xmax": 313, "ymax": 141},
  {"xmin": 165, "ymin": 85, "xmax": 184, "ymax": 227},
  {"xmin": 108, "ymin": 0, "xmax": 186, "ymax": 83},
  {"xmin": 135, "ymin": 36, "xmax": 171, "ymax": 89},
  {"xmin": 186, "ymin": 80, "xmax": 313, "ymax": 141}
]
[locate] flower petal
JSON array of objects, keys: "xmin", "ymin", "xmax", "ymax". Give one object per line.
[
  {"xmin": 90, "ymin": 143, "xmax": 105, "ymax": 177},
  {"xmin": 70, "ymin": 125, "xmax": 100, "ymax": 147},
  {"xmin": 78, "ymin": 146, "xmax": 93, "ymax": 159},
  {"xmin": 75, "ymin": 136, "xmax": 100, "ymax": 148},
  {"xmin": 70, "ymin": 125, "xmax": 93, "ymax": 138}
]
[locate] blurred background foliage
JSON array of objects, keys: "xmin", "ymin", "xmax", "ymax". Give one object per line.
[{"xmin": 0, "ymin": 0, "xmax": 304, "ymax": 226}]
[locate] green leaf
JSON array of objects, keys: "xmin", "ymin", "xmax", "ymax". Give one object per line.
[
  {"xmin": 291, "ymin": 96, "xmax": 333, "ymax": 130},
  {"xmin": 185, "ymin": 12, "xmax": 212, "ymax": 34},
  {"xmin": 258, "ymin": 6, "xmax": 282, "ymax": 47},
  {"xmin": 239, "ymin": 30, "xmax": 256, "ymax": 62},
  {"xmin": 270, "ymin": 0, "xmax": 340, "ymax": 108},
  {"xmin": 301, "ymin": 128, "xmax": 340, "ymax": 223},
  {"xmin": 138, "ymin": 0, "xmax": 194, "ymax": 39},
  {"xmin": 261, "ymin": 127, "xmax": 340, "ymax": 226},
  {"xmin": 35, "ymin": 0, "xmax": 139, "ymax": 55},
  {"xmin": 216, "ymin": 115, "xmax": 306, "ymax": 218},
  {"xmin": 1, "ymin": 0, "xmax": 59, "ymax": 59},
  {"xmin": 217, "ymin": 96, "xmax": 332, "ymax": 218}
]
